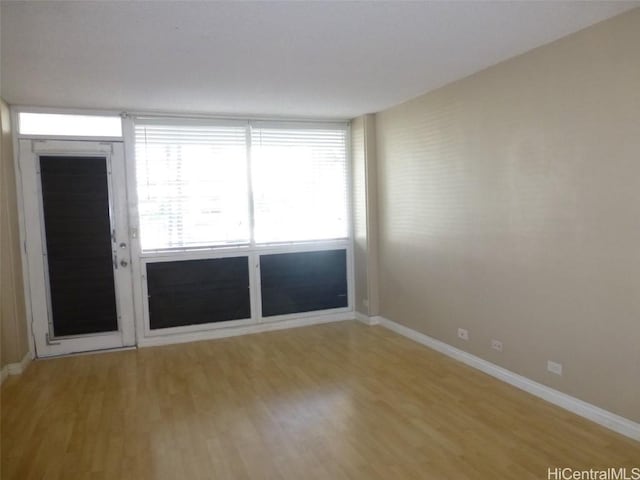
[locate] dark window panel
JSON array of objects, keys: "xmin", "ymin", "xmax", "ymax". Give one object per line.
[
  {"xmin": 260, "ymin": 249, "xmax": 348, "ymax": 317},
  {"xmin": 39, "ymin": 156, "xmax": 118, "ymax": 336},
  {"xmin": 147, "ymin": 257, "xmax": 250, "ymax": 329}
]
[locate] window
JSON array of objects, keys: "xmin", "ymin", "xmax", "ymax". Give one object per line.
[
  {"xmin": 134, "ymin": 120, "xmax": 348, "ymax": 251},
  {"xmin": 19, "ymin": 113, "xmax": 122, "ymax": 137},
  {"xmin": 135, "ymin": 122, "xmax": 249, "ymax": 250},
  {"xmin": 251, "ymin": 125, "xmax": 348, "ymax": 243}
]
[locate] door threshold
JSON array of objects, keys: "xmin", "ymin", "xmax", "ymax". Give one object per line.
[{"xmin": 37, "ymin": 345, "xmax": 137, "ymax": 360}]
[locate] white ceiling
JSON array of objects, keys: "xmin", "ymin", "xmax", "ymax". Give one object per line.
[{"xmin": 1, "ymin": 1, "xmax": 637, "ymax": 119}]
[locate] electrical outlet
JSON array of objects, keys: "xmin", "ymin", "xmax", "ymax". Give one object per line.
[
  {"xmin": 547, "ymin": 360, "xmax": 563, "ymax": 376},
  {"xmin": 457, "ymin": 328, "xmax": 469, "ymax": 341},
  {"xmin": 491, "ymin": 340, "xmax": 503, "ymax": 352}
]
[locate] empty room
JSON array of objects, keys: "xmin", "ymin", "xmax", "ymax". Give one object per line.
[{"xmin": 1, "ymin": 1, "xmax": 639, "ymax": 479}]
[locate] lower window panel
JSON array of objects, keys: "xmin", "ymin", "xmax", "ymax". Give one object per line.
[
  {"xmin": 147, "ymin": 257, "xmax": 250, "ymax": 329},
  {"xmin": 260, "ymin": 249, "xmax": 348, "ymax": 317}
]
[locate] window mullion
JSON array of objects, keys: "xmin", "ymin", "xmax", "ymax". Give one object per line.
[{"xmin": 246, "ymin": 122, "xmax": 256, "ymax": 248}]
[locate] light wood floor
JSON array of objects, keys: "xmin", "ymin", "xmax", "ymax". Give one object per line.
[{"xmin": 2, "ymin": 321, "xmax": 638, "ymax": 479}]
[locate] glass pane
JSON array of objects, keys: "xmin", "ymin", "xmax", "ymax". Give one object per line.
[
  {"xmin": 135, "ymin": 124, "xmax": 249, "ymax": 250},
  {"xmin": 20, "ymin": 113, "xmax": 122, "ymax": 137},
  {"xmin": 252, "ymin": 128, "xmax": 348, "ymax": 243},
  {"xmin": 260, "ymin": 249, "xmax": 348, "ymax": 317},
  {"xmin": 146, "ymin": 257, "xmax": 250, "ymax": 329}
]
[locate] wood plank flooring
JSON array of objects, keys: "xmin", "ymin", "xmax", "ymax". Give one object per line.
[{"xmin": 2, "ymin": 321, "xmax": 638, "ymax": 479}]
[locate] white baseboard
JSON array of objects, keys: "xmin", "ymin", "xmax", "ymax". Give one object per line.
[
  {"xmin": 0, "ymin": 352, "xmax": 32, "ymax": 385},
  {"xmin": 354, "ymin": 311, "xmax": 380, "ymax": 325},
  {"xmin": 138, "ymin": 311, "xmax": 353, "ymax": 348},
  {"xmin": 371, "ymin": 315, "xmax": 639, "ymax": 442}
]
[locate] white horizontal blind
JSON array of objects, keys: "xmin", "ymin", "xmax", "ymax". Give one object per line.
[
  {"xmin": 251, "ymin": 126, "xmax": 348, "ymax": 243},
  {"xmin": 135, "ymin": 122, "xmax": 249, "ymax": 250}
]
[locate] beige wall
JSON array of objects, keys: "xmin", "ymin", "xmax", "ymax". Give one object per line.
[
  {"xmin": 374, "ymin": 9, "xmax": 640, "ymax": 421},
  {"xmin": 1, "ymin": 98, "xmax": 29, "ymax": 369}
]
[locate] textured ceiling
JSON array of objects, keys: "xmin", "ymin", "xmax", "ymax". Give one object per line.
[{"xmin": 1, "ymin": 1, "xmax": 637, "ymax": 118}]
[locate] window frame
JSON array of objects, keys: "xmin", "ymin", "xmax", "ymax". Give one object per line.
[
  {"xmin": 15, "ymin": 106, "xmax": 124, "ymax": 142},
  {"xmin": 12, "ymin": 106, "xmax": 354, "ymax": 350},
  {"xmin": 134, "ymin": 117, "xmax": 252, "ymax": 251},
  {"xmin": 123, "ymin": 114, "xmax": 354, "ymax": 343},
  {"xmin": 133, "ymin": 117, "xmax": 351, "ymax": 253}
]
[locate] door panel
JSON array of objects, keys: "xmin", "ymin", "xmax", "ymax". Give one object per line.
[
  {"xmin": 19, "ymin": 140, "xmax": 135, "ymax": 356},
  {"xmin": 39, "ymin": 156, "xmax": 118, "ymax": 336}
]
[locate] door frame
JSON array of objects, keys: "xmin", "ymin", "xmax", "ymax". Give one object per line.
[{"xmin": 17, "ymin": 139, "xmax": 136, "ymax": 357}]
